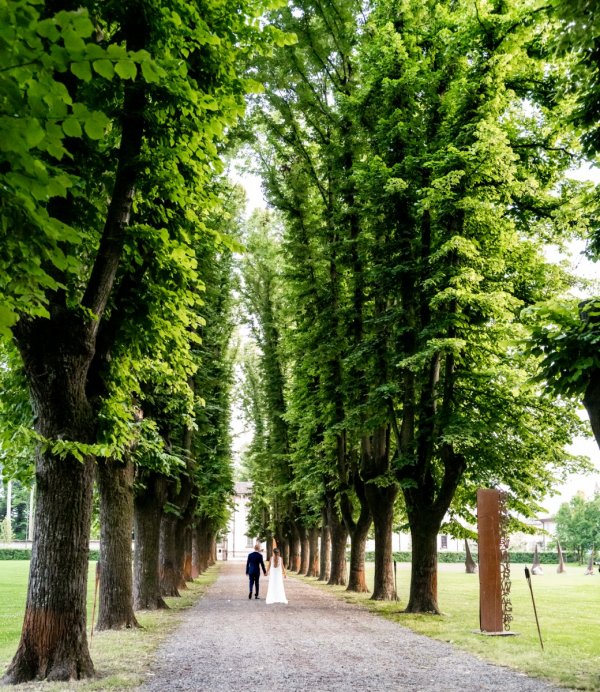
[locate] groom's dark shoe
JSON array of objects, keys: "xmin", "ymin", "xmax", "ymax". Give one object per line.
[
  {"xmin": 248, "ymin": 592, "xmax": 252, "ymax": 599},
  {"xmin": 255, "ymin": 594, "xmax": 259, "ymax": 599}
]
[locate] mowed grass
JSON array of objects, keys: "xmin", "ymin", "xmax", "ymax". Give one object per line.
[
  {"xmin": 2, "ymin": 561, "xmax": 599, "ymax": 690},
  {"xmin": 300, "ymin": 562, "xmax": 600, "ymax": 691},
  {"xmin": 0, "ymin": 561, "xmax": 220, "ymax": 690}
]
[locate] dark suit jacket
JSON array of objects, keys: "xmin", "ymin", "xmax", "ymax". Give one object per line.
[{"xmin": 246, "ymin": 550, "xmax": 266, "ymax": 576}]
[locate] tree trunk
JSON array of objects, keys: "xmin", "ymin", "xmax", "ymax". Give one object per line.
[
  {"xmin": 347, "ymin": 512, "xmax": 371, "ymax": 593},
  {"xmin": 583, "ymin": 371, "xmax": 600, "ymax": 451},
  {"xmin": 405, "ymin": 522, "xmax": 440, "ymax": 613},
  {"xmin": 339, "ymin": 482, "xmax": 371, "ymax": 593},
  {"xmin": 3, "ymin": 453, "xmax": 95, "ymax": 683},
  {"xmin": 191, "ymin": 528, "xmax": 200, "ymax": 578},
  {"xmin": 184, "ymin": 527, "xmax": 193, "ymax": 582},
  {"xmin": 319, "ymin": 509, "xmax": 331, "ymax": 581},
  {"xmin": 159, "ymin": 514, "xmax": 180, "ymax": 597},
  {"xmin": 276, "ymin": 535, "xmax": 289, "ymax": 570},
  {"xmin": 327, "ymin": 507, "xmax": 348, "ymax": 586},
  {"xmin": 299, "ymin": 525, "xmax": 309, "ymax": 574},
  {"xmin": 196, "ymin": 520, "xmax": 213, "ymax": 573},
  {"xmin": 306, "ymin": 525, "xmax": 320, "ymax": 577},
  {"xmin": 174, "ymin": 517, "xmax": 188, "ymax": 590},
  {"xmin": 365, "ymin": 483, "xmax": 398, "ymax": 600},
  {"xmin": 4, "ymin": 323, "xmax": 96, "ymax": 684},
  {"xmin": 96, "ymin": 457, "xmax": 139, "ymax": 630},
  {"xmin": 133, "ymin": 474, "xmax": 167, "ymax": 610},
  {"xmin": 289, "ymin": 524, "xmax": 301, "ymax": 572}
]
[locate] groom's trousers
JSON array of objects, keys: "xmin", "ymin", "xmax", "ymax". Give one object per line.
[{"xmin": 249, "ymin": 573, "xmax": 260, "ymax": 596}]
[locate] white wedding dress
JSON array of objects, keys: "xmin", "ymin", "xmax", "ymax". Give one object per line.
[{"xmin": 266, "ymin": 559, "xmax": 288, "ymax": 604}]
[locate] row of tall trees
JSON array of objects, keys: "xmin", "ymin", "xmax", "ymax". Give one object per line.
[
  {"xmin": 0, "ymin": 0, "xmax": 285, "ymax": 683},
  {"xmin": 238, "ymin": 0, "xmax": 597, "ymax": 614}
]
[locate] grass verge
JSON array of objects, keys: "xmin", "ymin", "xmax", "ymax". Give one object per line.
[
  {"xmin": 0, "ymin": 561, "xmax": 220, "ymax": 690},
  {"xmin": 298, "ymin": 562, "xmax": 600, "ymax": 691}
]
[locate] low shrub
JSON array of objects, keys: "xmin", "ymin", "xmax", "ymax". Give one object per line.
[
  {"xmin": 0, "ymin": 548, "xmax": 100, "ymax": 561},
  {"xmin": 361, "ymin": 550, "xmax": 577, "ymax": 564}
]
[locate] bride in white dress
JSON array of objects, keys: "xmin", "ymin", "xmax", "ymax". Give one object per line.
[{"xmin": 266, "ymin": 548, "xmax": 288, "ymax": 604}]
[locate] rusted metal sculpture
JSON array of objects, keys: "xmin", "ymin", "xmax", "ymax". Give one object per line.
[
  {"xmin": 498, "ymin": 490, "xmax": 513, "ymax": 632},
  {"xmin": 584, "ymin": 549, "xmax": 595, "ymax": 575},
  {"xmin": 556, "ymin": 540, "xmax": 566, "ymax": 574},
  {"xmin": 477, "ymin": 488, "xmax": 513, "ymax": 634},
  {"xmin": 465, "ymin": 539, "xmax": 478, "ymax": 574},
  {"xmin": 524, "ymin": 566, "xmax": 544, "ymax": 650},
  {"xmin": 531, "ymin": 543, "xmax": 543, "ymax": 575}
]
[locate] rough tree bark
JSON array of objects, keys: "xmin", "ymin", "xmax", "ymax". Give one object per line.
[
  {"xmin": 327, "ymin": 504, "xmax": 348, "ymax": 586},
  {"xmin": 174, "ymin": 516, "xmax": 188, "ymax": 590},
  {"xmin": 289, "ymin": 523, "xmax": 301, "ymax": 572},
  {"xmin": 191, "ymin": 528, "xmax": 200, "ymax": 578},
  {"xmin": 365, "ymin": 482, "xmax": 398, "ymax": 600},
  {"xmin": 340, "ymin": 481, "xmax": 371, "ymax": 593},
  {"xmin": 2, "ymin": 376, "xmax": 95, "ymax": 683},
  {"xmin": 299, "ymin": 525, "xmax": 309, "ymax": 574},
  {"xmin": 159, "ymin": 514, "xmax": 180, "ymax": 598},
  {"xmin": 306, "ymin": 525, "xmax": 320, "ymax": 577},
  {"xmin": 362, "ymin": 426, "xmax": 397, "ymax": 601},
  {"xmin": 96, "ymin": 457, "xmax": 139, "ymax": 630},
  {"xmin": 194, "ymin": 518, "xmax": 215, "ymax": 573},
  {"xmin": 133, "ymin": 473, "xmax": 168, "ymax": 610},
  {"xmin": 405, "ymin": 519, "xmax": 440, "ymax": 613},
  {"xmin": 345, "ymin": 515, "xmax": 371, "ymax": 593},
  {"xmin": 319, "ymin": 508, "xmax": 331, "ymax": 582},
  {"xmin": 183, "ymin": 527, "xmax": 193, "ymax": 582}
]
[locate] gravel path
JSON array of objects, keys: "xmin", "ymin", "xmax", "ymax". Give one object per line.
[{"xmin": 138, "ymin": 562, "xmax": 562, "ymax": 692}]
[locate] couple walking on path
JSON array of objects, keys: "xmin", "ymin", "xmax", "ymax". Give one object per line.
[{"xmin": 246, "ymin": 542, "xmax": 288, "ymax": 604}]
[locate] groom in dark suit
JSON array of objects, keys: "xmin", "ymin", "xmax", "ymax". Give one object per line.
[{"xmin": 246, "ymin": 542, "xmax": 267, "ymax": 599}]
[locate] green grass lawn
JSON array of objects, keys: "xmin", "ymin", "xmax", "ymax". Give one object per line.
[
  {"xmin": 2, "ymin": 561, "xmax": 599, "ymax": 690},
  {"xmin": 303, "ymin": 562, "xmax": 600, "ymax": 691},
  {"xmin": 0, "ymin": 561, "xmax": 219, "ymax": 689}
]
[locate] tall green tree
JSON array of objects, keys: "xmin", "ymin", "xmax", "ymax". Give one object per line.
[
  {"xmin": 555, "ymin": 492, "xmax": 600, "ymax": 562},
  {"xmin": 239, "ymin": 212, "xmax": 296, "ymax": 561},
  {"xmin": 1, "ymin": 0, "xmax": 280, "ymax": 682},
  {"xmin": 353, "ymin": 0, "xmax": 587, "ymax": 612}
]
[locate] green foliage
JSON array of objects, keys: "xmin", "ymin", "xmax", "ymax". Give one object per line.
[
  {"xmin": 0, "ymin": 343, "xmax": 34, "ymax": 484},
  {"xmin": 0, "ymin": 480, "xmax": 31, "ymax": 540},
  {"xmin": 552, "ymin": 0, "xmax": 600, "ymax": 159},
  {"xmin": 524, "ymin": 298, "xmax": 600, "ymax": 397},
  {"xmin": 555, "ymin": 491, "xmax": 600, "ymax": 560},
  {"xmin": 236, "ymin": 1, "xmax": 594, "ymax": 610},
  {"xmin": 0, "ymin": 0, "xmax": 159, "ymax": 335}
]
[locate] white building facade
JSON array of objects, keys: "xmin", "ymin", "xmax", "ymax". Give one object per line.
[{"xmin": 220, "ymin": 481, "xmax": 254, "ymax": 560}]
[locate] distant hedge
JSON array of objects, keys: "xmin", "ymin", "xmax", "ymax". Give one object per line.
[
  {"xmin": 0, "ymin": 549, "xmax": 31, "ymax": 560},
  {"xmin": 363, "ymin": 550, "xmax": 577, "ymax": 564},
  {"xmin": 0, "ymin": 548, "xmax": 100, "ymax": 561}
]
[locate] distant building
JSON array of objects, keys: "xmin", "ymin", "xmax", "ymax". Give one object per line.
[
  {"xmin": 217, "ymin": 481, "xmax": 556, "ymax": 560},
  {"xmin": 220, "ymin": 481, "xmax": 254, "ymax": 560}
]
